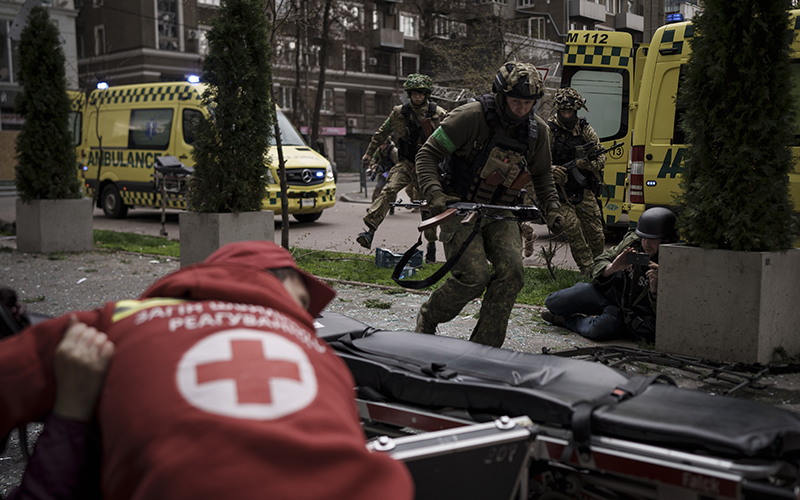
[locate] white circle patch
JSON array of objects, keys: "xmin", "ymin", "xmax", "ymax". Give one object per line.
[{"xmin": 177, "ymin": 329, "xmax": 318, "ymax": 420}]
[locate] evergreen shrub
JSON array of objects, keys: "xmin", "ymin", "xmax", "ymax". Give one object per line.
[
  {"xmin": 14, "ymin": 6, "xmax": 80, "ymax": 201},
  {"xmin": 187, "ymin": 0, "xmax": 274, "ymax": 213},
  {"xmin": 676, "ymin": 0, "xmax": 798, "ymax": 251}
]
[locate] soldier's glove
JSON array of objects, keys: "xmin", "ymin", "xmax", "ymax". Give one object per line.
[
  {"xmin": 545, "ymin": 203, "xmax": 564, "ymax": 234},
  {"xmin": 576, "ymin": 158, "xmax": 591, "ymax": 171},
  {"xmin": 552, "ymin": 165, "xmax": 568, "ymax": 183},
  {"xmin": 361, "ymin": 154, "xmax": 371, "ymax": 168},
  {"xmin": 587, "ymin": 144, "xmax": 603, "ymax": 161},
  {"xmin": 428, "ymin": 190, "xmax": 461, "ymax": 216}
]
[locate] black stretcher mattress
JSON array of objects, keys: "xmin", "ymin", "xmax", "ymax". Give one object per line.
[{"xmin": 316, "ymin": 312, "xmax": 800, "ymax": 460}]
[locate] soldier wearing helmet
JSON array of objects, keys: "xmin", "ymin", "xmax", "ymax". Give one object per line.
[
  {"xmin": 548, "ymin": 87, "xmax": 607, "ymax": 275},
  {"xmin": 412, "ymin": 61, "xmax": 564, "ymax": 348},
  {"xmin": 356, "ymin": 74, "xmax": 447, "ymax": 264},
  {"xmin": 541, "ymin": 207, "xmax": 678, "ymax": 343}
]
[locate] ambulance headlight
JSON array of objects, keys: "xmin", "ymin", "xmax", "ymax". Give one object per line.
[{"xmin": 325, "ymin": 163, "xmax": 334, "ymax": 182}]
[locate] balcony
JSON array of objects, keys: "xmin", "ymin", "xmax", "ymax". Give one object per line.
[
  {"xmin": 568, "ymin": 0, "xmax": 606, "ymax": 22},
  {"xmin": 372, "ymin": 28, "xmax": 405, "ymax": 51},
  {"xmin": 616, "ymin": 11, "xmax": 644, "ymax": 32}
]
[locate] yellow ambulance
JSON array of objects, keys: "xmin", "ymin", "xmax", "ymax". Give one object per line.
[
  {"xmin": 565, "ymin": 10, "xmax": 800, "ymax": 229},
  {"xmin": 77, "ymin": 82, "xmax": 336, "ymax": 222}
]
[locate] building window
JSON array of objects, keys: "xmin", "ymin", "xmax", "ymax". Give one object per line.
[
  {"xmin": 0, "ymin": 21, "xmax": 20, "ymax": 83},
  {"xmin": 276, "ymin": 86, "xmax": 294, "ymax": 110},
  {"xmin": 306, "ymin": 45, "xmax": 321, "ymax": 68},
  {"xmin": 475, "ymin": 0, "xmax": 507, "ymax": 4},
  {"xmin": 198, "ymin": 0, "xmax": 220, "ymax": 5},
  {"xmin": 94, "ymin": 24, "xmax": 106, "ymax": 56},
  {"xmin": 346, "ymin": 91, "xmax": 363, "ymax": 114},
  {"xmin": 345, "ymin": 47, "xmax": 364, "ymax": 72},
  {"xmin": 322, "ymin": 89, "xmax": 334, "ymax": 113},
  {"xmin": 375, "ymin": 94, "xmax": 393, "ymax": 116},
  {"xmin": 517, "ymin": 0, "xmax": 534, "ymax": 6},
  {"xmin": 372, "ymin": 10, "xmax": 384, "ymax": 30},
  {"xmin": 375, "ymin": 53, "xmax": 391, "ymax": 75},
  {"xmin": 158, "ymin": 0, "xmax": 179, "ymax": 51},
  {"xmin": 528, "ymin": 16, "xmax": 545, "ymax": 38},
  {"xmin": 433, "ymin": 15, "xmax": 467, "ymax": 39},
  {"xmin": 276, "ymin": 38, "xmax": 297, "ymax": 66},
  {"xmin": 197, "ymin": 26, "xmax": 210, "ymax": 56},
  {"xmin": 401, "ymin": 54, "xmax": 418, "ymax": 76},
  {"xmin": 400, "ymin": 13, "xmax": 418, "ymax": 39}
]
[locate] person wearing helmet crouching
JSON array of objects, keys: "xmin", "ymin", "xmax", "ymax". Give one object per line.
[
  {"xmin": 541, "ymin": 207, "xmax": 678, "ymax": 343},
  {"xmin": 356, "ymin": 74, "xmax": 447, "ymax": 265},
  {"xmin": 413, "ymin": 61, "xmax": 564, "ymax": 348},
  {"xmin": 548, "ymin": 87, "xmax": 607, "ymax": 275}
]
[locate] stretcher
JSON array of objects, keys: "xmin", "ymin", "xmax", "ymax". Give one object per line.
[{"xmin": 315, "ymin": 311, "xmax": 800, "ymax": 500}]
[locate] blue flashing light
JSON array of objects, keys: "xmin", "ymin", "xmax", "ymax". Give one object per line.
[
  {"xmin": 666, "ymin": 13, "xmax": 684, "ymax": 23},
  {"xmin": 187, "ymin": 75, "xmax": 201, "ymax": 84},
  {"xmin": 96, "ymin": 81, "xmax": 109, "ymax": 90},
  {"xmin": 315, "ymin": 171, "xmax": 324, "ymax": 178}
]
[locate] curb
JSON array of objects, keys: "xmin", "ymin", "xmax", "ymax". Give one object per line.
[{"xmin": 339, "ymin": 193, "xmax": 372, "ymax": 204}]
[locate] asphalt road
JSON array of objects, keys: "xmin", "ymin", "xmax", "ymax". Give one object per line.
[{"xmin": 0, "ymin": 173, "xmax": 584, "ymax": 270}]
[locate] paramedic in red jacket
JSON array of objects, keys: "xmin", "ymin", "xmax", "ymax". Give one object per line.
[{"xmin": 0, "ymin": 241, "xmax": 414, "ymax": 500}]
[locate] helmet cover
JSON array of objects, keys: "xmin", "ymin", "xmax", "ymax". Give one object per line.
[
  {"xmin": 554, "ymin": 87, "xmax": 589, "ymax": 112},
  {"xmin": 403, "ymin": 74, "xmax": 434, "ymax": 94},
  {"xmin": 492, "ymin": 62, "xmax": 545, "ymax": 100}
]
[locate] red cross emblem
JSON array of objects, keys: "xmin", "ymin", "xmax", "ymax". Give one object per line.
[
  {"xmin": 177, "ymin": 329, "xmax": 318, "ymax": 420},
  {"xmin": 195, "ymin": 339, "xmax": 302, "ymax": 404}
]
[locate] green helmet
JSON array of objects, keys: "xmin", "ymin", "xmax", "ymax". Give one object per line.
[
  {"xmin": 492, "ymin": 62, "xmax": 544, "ymax": 100},
  {"xmin": 403, "ymin": 74, "xmax": 433, "ymax": 95},
  {"xmin": 554, "ymin": 87, "xmax": 589, "ymax": 112}
]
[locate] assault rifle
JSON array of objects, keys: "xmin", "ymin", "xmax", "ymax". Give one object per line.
[
  {"xmin": 391, "ymin": 199, "xmax": 541, "ymax": 231},
  {"xmin": 561, "ymin": 141, "xmax": 624, "ymax": 188}
]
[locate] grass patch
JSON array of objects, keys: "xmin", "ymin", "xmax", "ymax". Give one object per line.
[
  {"xmin": 364, "ymin": 299, "xmax": 392, "ymax": 309},
  {"xmin": 0, "ymin": 246, "xmax": 12, "ymax": 253},
  {"xmin": 87, "ymin": 232, "xmax": 586, "ymax": 307},
  {"xmin": 94, "ymin": 230, "xmax": 179, "ymax": 257}
]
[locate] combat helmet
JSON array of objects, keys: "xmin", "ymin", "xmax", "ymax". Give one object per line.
[
  {"xmin": 492, "ymin": 62, "xmax": 545, "ymax": 100},
  {"xmin": 554, "ymin": 87, "xmax": 588, "ymax": 112},
  {"xmin": 403, "ymin": 74, "xmax": 434, "ymax": 95},
  {"xmin": 635, "ymin": 207, "xmax": 677, "ymax": 241}
]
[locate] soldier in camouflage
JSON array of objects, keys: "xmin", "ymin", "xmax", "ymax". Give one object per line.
[
  {"xmin": 548, "ymin": 87, "xmax": 607, "ymax": 274},
  {"xmin": 414, "ymin": 62, "xmax": 564, "ymax": 347},
  {"xmin": 356, "ymin": 74, "xmax": 447, "ymax": 264},
  {"xmin": 367, "ymin": 138, "xmax": 398, "ymax": 203}
]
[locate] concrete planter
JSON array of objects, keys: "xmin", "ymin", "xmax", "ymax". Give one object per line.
[
  {"xmin": 15, "ymin": 198, "xmax": 93, "ymax": 253},
  {"xmin": 179, "ymin": 210, "xmax": 274, "ymax": 267},
  {"xmin": 656, "ymin": 244, "xmax": 800, "ymax": 364}
]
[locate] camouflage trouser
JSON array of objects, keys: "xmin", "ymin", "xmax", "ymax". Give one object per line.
[
  {"xmin": 363, "ymin": 160, "xmax": 437, "ymax": 242},
  {"xmin": 554, "ymin": 191, "xmax": 605, "ymax": 273},
  {"xmin": 419, "ymin": 216, "xmax": 523, "ymax": 347}
]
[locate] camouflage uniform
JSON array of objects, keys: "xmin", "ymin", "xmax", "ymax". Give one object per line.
[
  {"xmin": 548, "ymin": 88, "xmax": 606, "ymax": 274},
  {"xmin": 369, "ymin": 141, "xmax": 398, "ymax": 201},
  {"xmin": 415, "ymin": 62, "xmax": 561, "ymax": 347},
  {"xmin": 360, "ymin": 77, "xmax": 447, "ymax": 246}
]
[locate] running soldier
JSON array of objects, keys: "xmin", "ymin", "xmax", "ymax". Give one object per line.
[
  {"xmin": 414, "ymin": 61, "xmax": 564, "ymax": 347},
  {"xmin": 356, "ymin": 74, "xmax": 447, "ymax": 264},
  {"xmin": 366, "ymin": 138, "xmax": 398, "ymax": 204},
  {"xmin": 549, "ymin": 87, "xmax": 607, "ymax": 274}
]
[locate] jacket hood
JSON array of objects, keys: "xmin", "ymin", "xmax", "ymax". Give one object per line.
[{"xmin": 141, "ymin": 241, "xmax": 335, "ymax": 320}]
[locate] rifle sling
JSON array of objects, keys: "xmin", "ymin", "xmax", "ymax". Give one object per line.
[{"xmin": 392, "ymin": 218, "xmax": 481, "ymax": 289}]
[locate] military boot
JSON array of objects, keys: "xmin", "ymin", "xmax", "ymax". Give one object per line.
[
  {"xmin": 356, "ymin": 228, "xmax": 375, "ymax": 249},
  {"xmin": 425, "ymin": 242, "xmax": 436, "ymax": 264},
  {"xmin": 541, "ymin": 310, "xmax": 565, "ymax": 327},
  {"xmin": 415, "ymin": 310, "xmax": 437, "ymax": 334}
]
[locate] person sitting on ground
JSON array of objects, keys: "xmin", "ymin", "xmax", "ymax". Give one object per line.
[
  {"xmin": 0, "ymin": 241, "xmax": 413, "ymax": 500},
  {"xmin": 540, "ymin": 207, "xmax": 677, "ymax": 343},
  {"xmin": 5, "ymin": 316, "xmax": 113, "ymax": 500}
]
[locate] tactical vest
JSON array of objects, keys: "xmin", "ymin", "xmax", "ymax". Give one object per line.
[
  {"xmin": 398, "ymin": 102, "xmax": 438, "ymax": 162},
  {"xmin": 549, "ymin": 118, "xmax": 594, "ymax": 203},
  {"xmin": 440, "ymin": 94, "xmax": 539, "ymax": 206}
]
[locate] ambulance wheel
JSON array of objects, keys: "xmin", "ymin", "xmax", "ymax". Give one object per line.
[
  {"xmin": 102, "ymin": 184, "xmax": 128, "ymax": 219},
  {"xmin": 293, "ymin": 211, "xmax": 322, "ymax": 223}
]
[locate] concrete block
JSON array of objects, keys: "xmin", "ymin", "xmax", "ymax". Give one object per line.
[
  {"xmin": 179, "ymin": 211, "xmax": 275, "ymax": 267},
  {"xmin": 656, "ymin": 244, "xmax": 800, "ymax": 364},
  {"xmin": 15, "ymin": 198, "xmax": 94, "ymax": 253}
]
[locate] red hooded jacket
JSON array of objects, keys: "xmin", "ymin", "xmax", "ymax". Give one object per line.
[{"xmin": 0, "ymin": 241, "xmax": 413, "ymax": 500}]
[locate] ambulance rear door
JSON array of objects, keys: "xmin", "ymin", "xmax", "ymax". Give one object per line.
[{"xmin": 563, "ymin": 30, "xmax": 634, "ymax": 229}]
